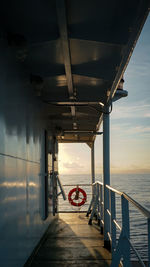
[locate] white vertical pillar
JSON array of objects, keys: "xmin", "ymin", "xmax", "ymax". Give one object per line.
[
  {"xmin": 52, "ymin": 137, "xmax": 55, "ymax": 173},
  {"xmin": 103, "ymin": 107, "xmax": 111, "ymax": 249},
  {"xmin": 52, "ymin": 137, "xmax": 57, "ymax": 215},
  {"xmin": 91, "ymin": 142, "xmax": 95, "ymax": 194}
]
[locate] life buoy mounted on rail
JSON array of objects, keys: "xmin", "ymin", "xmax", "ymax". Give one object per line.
[{"xmin": 68, "ymin": 186, "xmax": 87, "ymax": 207}]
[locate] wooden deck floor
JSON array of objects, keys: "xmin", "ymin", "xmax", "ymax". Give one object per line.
[{"xmin": 27, "ymin": 213, "xmax": 111, "ymax": 267}]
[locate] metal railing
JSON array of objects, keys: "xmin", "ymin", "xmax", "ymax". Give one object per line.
[
  {"xmin": 49, "ymin": 172, "xmax": 92, "ymax": 214},
  {"xmin": 58, "ymin": 183, "xmax": 92, "ymax": 213},
  {"xmin": 86, "ymin": 182, "xmax": 104, "ymax": 230},
  {"xmin": 87, "ymin": 181, "xmax": 150, "ymax": 267}
]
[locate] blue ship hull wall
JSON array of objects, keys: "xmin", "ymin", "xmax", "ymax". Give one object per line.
[{"xmin": 0, "ymin": 40, "xmax": 54, "ymax": 267}]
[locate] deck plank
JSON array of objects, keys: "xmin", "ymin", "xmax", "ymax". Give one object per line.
[{"xmin": 28, "ymin": 213, "xmax": 111, "ymax": 267}]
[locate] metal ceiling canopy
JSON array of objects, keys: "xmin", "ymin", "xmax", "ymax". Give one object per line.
[{"xmin": 1, "ymin": 0, "xmax": 149, "ymax": 144}]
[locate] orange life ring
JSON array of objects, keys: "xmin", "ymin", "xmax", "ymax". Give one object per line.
[{"xmin": 68, "ymin": 187, "xmax": 87, "ymax": 207}]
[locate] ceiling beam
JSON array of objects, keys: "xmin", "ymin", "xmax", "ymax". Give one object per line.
[
  {"xmin": 58, "ymin": 139, "xmax": 93, "ymax": 144},
  {"xmin": 29, "ymin": 38, "xmax": 124, "ymax": 49},
  {"xmin": 48, "ymin": 101, "xmax": 104, "ymax": 106},
  {"xmin": 55, "ymin": 0, "xmax": 74, "ymax": 97},
  {"xmin": 69, "ymin": 38, "xmax": 124, "ymax": 48},
  {"xmin": 49, "ymin": 119, "xmax": 97, "ymax": 125},
  {"xmin": 56, "ymin": 0, "xmax": 77, "ymax": 128},
  {"xmin": 63, "ymin": 131, "xmax": 103, "ymax": 135},
  {"xmin": 43, "ymin": 95, "xmax": 106, "ymax": 103}
]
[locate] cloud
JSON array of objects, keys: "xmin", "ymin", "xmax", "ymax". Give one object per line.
[
  {"xmin": 63, "ymin": 162, "xmax": 83, "ymax": 169},
  {"xmin": 112, "ymin": 101, "xmax": 150, "ymax": 120},
  {"xmin": 110, "ymin": 167, "xmax": 150, "ymax": 174},
  {"xmin": 144, "ymin": 113, "xmax": 150, "ymax": 118},
  {"xmin": 125, "ymin": 60, "xmax": 150, "ymax": 78},
  {"xmin": 95, "ymin": 162, "xmax": 150, "ymax": 174},
  {"xmin": 111, "ymin": 123, "xmax": 150, "ymax": 140},
  {"xmin": 111, "ymin": 123, "xmax": 130, "ymax": 131},
  {"xmin": 127, "ymin": 126, "xmax": 150, "ymax": 134}
]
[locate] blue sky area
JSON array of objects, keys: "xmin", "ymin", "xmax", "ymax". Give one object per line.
[{"xmin": 59, "ymin": 15, "xmax": 150, "ymax": 175}]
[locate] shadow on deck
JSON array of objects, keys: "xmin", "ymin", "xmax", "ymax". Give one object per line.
[{"xmin": 25, "ymin": 213, "xmax": 112, "ymax": 267}]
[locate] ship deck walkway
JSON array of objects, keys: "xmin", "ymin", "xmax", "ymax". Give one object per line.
[{"xmin": 26, "ymin": 213, "xmax": 111, "ymax": 267}]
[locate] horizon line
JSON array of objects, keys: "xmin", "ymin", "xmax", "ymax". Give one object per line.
[{"xmin": 59, "ymin": 172, "xmax": 150, "ymax": 175}]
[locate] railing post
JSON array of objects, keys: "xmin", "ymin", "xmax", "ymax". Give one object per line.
[
  {"xmin": 111, "ymin": 191, "xmax": 116, "ymax": 258},
  {"xmin": 97, "ymin": 184, "xmax": 100, "ymax": 225},
  {"xmin": 103, "ymin": 106, "xmax": 111, "ymax": 249},
  {"xmin": 121, "ymin": 195, "xmax": 131, "ymax": 267},
  {"xmin": 148, "ymin": 218, "xmax": 150, "ymax": 267},
  {"xmin": 52, "ymin": 137, "xmax": 58, "ymax": 215},
  {"xmin": 100, "ymin": 184, "xmax": 104, "ymax": 234},
  {"xmin": 91, "ymin": 142, "xmax": 95, "ymax": 196}
]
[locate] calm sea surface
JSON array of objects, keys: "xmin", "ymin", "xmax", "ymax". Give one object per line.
[{"xmin": 59, "ymin": 173, "xmax": 150, "ymax": 261}]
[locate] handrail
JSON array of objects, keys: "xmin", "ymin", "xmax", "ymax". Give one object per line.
[
  {"xmin": 123, "ymin": 192, "xmax": 150, "ymax": 219},
  {"xmin": 63, "ymin": 183, "xmax": 92, "ymax": 187},
  {"xmin": 88, "ymin": 180, "xmax": 150, "ymax": 267},
  {"xmin": 106, "ymin": 184, "xmax": 123, "ymax": 196},
  {"xmin": 92, "ymin": 181, "xmax": 103, "ymax": 186},
  {"xmin": 105, "ymin": 184, "xmax": 150, "ymax": 218}
]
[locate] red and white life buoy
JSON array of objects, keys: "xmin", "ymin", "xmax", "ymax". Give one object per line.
[{"xmin": 68, "ymin": 186, "xmax": 87, "ymax": 207}]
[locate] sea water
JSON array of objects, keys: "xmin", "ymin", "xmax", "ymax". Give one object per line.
[{"xmin": 58, "ymin": 173, "xmax": 150, "ymax": 261}]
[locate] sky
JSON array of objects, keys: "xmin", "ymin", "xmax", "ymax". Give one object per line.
[{"xmin": 58, "ymin": 15, "xmax": 150, "ymax": 175}]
